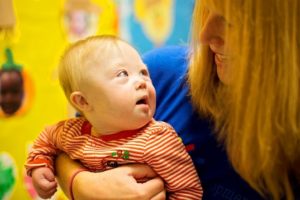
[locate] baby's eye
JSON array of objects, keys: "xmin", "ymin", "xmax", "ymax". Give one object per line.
[
  {"xmin": 117, "ymin": 70, "xmax": 128, "ymax": 77},
  {"xmin": 139, "ymin": 69, "xmax": 149, "ymax": 77}
]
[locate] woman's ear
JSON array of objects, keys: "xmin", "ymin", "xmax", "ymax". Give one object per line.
[{"xmin": 70, "ymin": 91, "xmax": 91, "ymax": 111}]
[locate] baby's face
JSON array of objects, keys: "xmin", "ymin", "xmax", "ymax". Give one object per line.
[{"xmin": 82, "ymin": 42, "xmax": 156, "ymax": 132}]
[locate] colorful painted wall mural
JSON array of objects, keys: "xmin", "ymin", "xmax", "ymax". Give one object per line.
[
  {"xmin": 0, "ymin": 0, "xmax": 194, "ymax": 199},
  {"xmin": 120, "ymin": 0, "xmax": 194, "ymax": 53}
]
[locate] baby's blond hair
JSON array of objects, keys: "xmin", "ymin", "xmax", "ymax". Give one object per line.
[{"xmin": 58, "ymin": 35, "xmax": 121, "ymax": 102}]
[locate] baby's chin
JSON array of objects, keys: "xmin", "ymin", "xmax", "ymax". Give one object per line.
[{"xmin": 133, "ymin": 116, "xmax": 153, "ymax": 128}]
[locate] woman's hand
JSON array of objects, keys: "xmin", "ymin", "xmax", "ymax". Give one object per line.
[{"xmin": 55, "ymin": 153, "xmax": 165, "ymax": 200}]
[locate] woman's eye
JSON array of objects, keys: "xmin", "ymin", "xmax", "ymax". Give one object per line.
[{"xmin": 117, "ymin": 70, "xmax": 128, "ymax": 77}]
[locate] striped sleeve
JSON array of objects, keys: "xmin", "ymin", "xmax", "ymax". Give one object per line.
[
  {"xmin": 144, "ymin": 122, "xmax": 203, "ymax": 199},
  {"xmin": 25, "ymin": 120, "xmax": 65, "ymax": 176}
]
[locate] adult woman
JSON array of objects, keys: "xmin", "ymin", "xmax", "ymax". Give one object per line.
[
  {"xmin": 189, "ymin": 0, "xmax": 300, "ymax": 199},
  {"xmin": 55, "ymin": 0, "xmax": 300, "ymax": 199}
]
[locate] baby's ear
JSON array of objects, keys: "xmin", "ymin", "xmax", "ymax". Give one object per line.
[{"xmin": 70, "ymin": 91, "xmax": 91, "ymax": 112}]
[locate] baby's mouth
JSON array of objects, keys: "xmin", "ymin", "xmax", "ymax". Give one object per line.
[{"xmin": 136, "ymin": 96, "xmax": 148, "ymax": 105}]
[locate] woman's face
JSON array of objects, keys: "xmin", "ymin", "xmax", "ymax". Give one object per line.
[{"xmin": 199, "ymin": 8, "xmax": 230, "ymax": 84}]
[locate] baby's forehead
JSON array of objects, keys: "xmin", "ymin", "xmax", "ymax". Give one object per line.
[{"xmin": 92, "ymin": 41, "xmax": 140, "ymax": 59}]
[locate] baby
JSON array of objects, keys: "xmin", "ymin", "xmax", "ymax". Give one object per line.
[{"xmin": 25, "ymin": 35, "xmax": 202, "ymax": 199}]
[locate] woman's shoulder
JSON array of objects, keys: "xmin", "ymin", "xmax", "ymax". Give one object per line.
[
  {"xmin": 142, "ymin": 45, "xmax": 189, "ymax": 72},
  {"xmin": 143, "ymin": 45, "xmax": 189, "ymax": 58}
]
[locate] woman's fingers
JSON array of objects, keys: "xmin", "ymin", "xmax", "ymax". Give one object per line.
[
  {"xmin": 151, "ymin": 188, "xmax": 166, "ymax": 200},
  {"xmin": 142, "ymin": 177, "xmax": 165, "ymax": 199},
  {"xmin": 122, "ymin": 164, "xmax": 157, "ymax": 179},
  {"xmin": 119, "ymin": 164, "xmax": 165, "ymax": 199}
]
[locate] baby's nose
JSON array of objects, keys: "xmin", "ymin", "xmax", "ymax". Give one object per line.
[{"xmin": 135, "ymin": 79, "xmax": 147, "ymax": 90}]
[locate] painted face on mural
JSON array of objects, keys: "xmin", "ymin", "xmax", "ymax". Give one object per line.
[
  {"xmin": 0, "ymin": 70, "xmax": 24, "ymax": 116},
  {"xmin": 63, "ymin": 0, "xmax": 101, "ymax": 42}
]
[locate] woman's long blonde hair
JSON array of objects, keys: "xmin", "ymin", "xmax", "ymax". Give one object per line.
[{"xmin": 189, "ymin": 0, "xmax": 300, "ymax": 199}]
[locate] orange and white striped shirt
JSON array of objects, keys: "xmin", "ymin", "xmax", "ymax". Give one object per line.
[{"xmin": 26, "ymin": 117, "xmax": 203, "ymax": 199}]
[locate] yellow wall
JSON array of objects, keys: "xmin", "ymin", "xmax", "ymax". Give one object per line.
[{"xmin": 0, "ymin": 0, "xmax": 117, "ymax": 199}]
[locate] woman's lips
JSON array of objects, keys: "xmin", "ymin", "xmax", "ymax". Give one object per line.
[
  {"xmin": 210, "ymin": 46, "xmax": 226, "ymax": 65},
  {"xmin": 214, "ymin": 53, "xmax": 225, "ymax": 68}
]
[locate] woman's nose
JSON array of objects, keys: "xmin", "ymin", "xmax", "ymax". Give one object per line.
[{"xmin": 199, "ymin": 13, "xmax": 225, "ymax": 47}]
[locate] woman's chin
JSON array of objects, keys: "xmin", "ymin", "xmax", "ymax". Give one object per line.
[{"xmin": 216, "ymin": 64, "xmax": 230, "ymax": 85}]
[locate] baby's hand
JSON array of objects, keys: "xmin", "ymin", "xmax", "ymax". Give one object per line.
[{"xmin": 31, "ymin": 167, "xmax": 57, "ymax": 199}]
